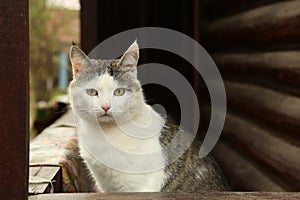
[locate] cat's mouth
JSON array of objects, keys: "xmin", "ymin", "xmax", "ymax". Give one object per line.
[
  {"xmin": 97, "ymin": 113, "xmax": 114, "ymax": 123},
  {"xmin": 101, "ymin": 113, "xmax": 111, "ymax": 117}
]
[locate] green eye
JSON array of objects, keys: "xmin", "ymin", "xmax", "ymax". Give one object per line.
[
  {"xmin": 86, "ymin": 88, "xmax": 98, "ymax": 96},
  {"xmin": 114, "ymin": 88, "xmax": 125, "ymax": 96}
]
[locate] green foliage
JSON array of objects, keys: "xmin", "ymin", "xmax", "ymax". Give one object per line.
[
  {"xmin": 29, "ymin": 0, "xmax": 79, "ymax": 101},
  {"xmin": 30, "ymin": 0, "xmax": 56, "ymax": 101},
  {"xmin": 29, "ymin": 0, "xmax": 79, "ymax": 137}
]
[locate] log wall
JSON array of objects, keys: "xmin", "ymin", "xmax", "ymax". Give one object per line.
[{"xmin": 201, "ymin": 0, "xmax": 300, "ymax": 191}]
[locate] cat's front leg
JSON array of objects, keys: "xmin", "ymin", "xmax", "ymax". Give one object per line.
[{"xmin": 94, "ymin": 184, "xmax": 104, "ymax": 193}]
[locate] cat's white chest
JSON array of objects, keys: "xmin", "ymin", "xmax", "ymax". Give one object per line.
[
  {"xmin": 81, "ymin": 144, "xmax": 166, "ymax": 192},
  {"xmin": 77, "ymin": 113, "xmax": 167, "ymax": 192}
]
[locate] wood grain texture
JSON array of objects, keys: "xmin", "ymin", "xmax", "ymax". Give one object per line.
[
  {"xmin": 214, "ymin": 51, "xmax": 300, "ymax": 91},
  {"xmin": 213, "ymin": 142, "xmax": 285, "ymax": 191},
  {"xmin": 222, "ymin": 112, "xmax": 300, "ymax": 190},
  {"xmin": 29, "ymin": 166, "xmax": 61, "ymax": 194},
  {"xmin": 201, "ymin": 0, "xmax": 282, "ymax": 19},
  {"xmin": 28, "ymin": 192, "xmax": 300, "ymax": 200},
  {"xmin": 225, "ymin": 82, "xmax": 300, "ymax": 140},
  {"xmin": 204, "ymin": 1, "xmax": 300, "ymax": 51},
  {"xmin": 201, "ymin": 0, "xmax": 300, "ymax": 193},
  {"xmin": 0, "ymin": 0, "xmax": 29, "ymax": 199}
]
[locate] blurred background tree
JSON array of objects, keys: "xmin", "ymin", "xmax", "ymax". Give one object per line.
[
  {"xmin": 29, "ymin": 0, "xmax": 79, "ymax": 137},
  {"xmin": 30, "ymin": 0, "xmax": 55, "ymax": 101}
]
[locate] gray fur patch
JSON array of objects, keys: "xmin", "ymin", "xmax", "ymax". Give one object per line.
[
  {"xmin": 160, "ymin": 120, "xmax": 228, "ymax": 192},
  {"xmin": 74, "ymin": 58, "xmax": 139, "ymax": 90}
]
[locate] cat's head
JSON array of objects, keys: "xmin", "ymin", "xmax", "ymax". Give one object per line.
[{"xmin": 69, "ymin": 41, "xmax": 145, "ymax": 124}]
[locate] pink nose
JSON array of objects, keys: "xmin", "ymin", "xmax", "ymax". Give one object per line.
[{"xmin": 101, "ymin": 106, "xmax": 110, "ymax": 112}]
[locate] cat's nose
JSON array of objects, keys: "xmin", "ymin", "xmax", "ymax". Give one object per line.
[{"xmin": 101, "ymin": 106, "xmax": 111, "ymax": 112}]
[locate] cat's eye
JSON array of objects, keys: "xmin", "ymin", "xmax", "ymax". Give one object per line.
[
  {"xmin": 86, "ymin": 88, "xmax": 98, "ymax": 96},
  {"xmin": 114, "ymin": 88, "xmax": 125, "ymax": 96}
]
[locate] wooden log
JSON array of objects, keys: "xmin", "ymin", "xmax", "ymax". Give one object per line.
[
  {"xmin": 222, "ymin": 112, "xmax": 300, "ymax": 190},
  {"xmin": 203, "ymin": 1, "xmax": 300, "ymax": 51},
  {"xmin": 213, "ymin": 141, "xmax": 286, "ymax": 191},
  {"xmin": 225, "ymin": 82, "xmax": 300, "ymax": 141},
  {"xmin": 213, "ymin": 52, "xmax": 300, "ymax": 91},
  {"xmin": 28, "ymin": 192, "xmax": 300, "ymax": 200},
  {"xmin": 201, "ymin": 0, "xmax": 282, "ymax": 19}
]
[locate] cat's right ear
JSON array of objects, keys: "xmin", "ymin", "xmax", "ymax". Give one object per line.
[{"xmin": 69, "ymin": 45, "xmax": 90, "ymax": 79}]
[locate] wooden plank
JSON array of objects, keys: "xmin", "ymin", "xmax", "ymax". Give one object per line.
[
  {"xmin": 204, "ymin": 1, "xmax": 300, "ymax": 51},
  {"xmin": 29, "ymin": 166, "xmax": 61, "ymax": 194},
  {"xmin": 50, "ymin": 110, "xmax": 75, "ymax": 128},
  {"xmin": 0, "ymin": 0, "xmax": 29, "ymax": 199},
  {"xmin": 33, "ymin": 101, "xmax": 68, "ymax": 134},
  {"xmin": 28, "ymin": 192, "xmax": 300, "ymax": 200},
  {"xmin": 225, "ymin": 82, "xmax": 300, "ymax": 141},
  {"xmin": 214, "ymin": 52, "xmax": 300, "ymax": 90},
  {"xmin": 213, "ymin": 142, "xmax": 286, "ymax": 191},
  {"xmin": 222, "ymin": 112, "xmax": 300, "ymax": 190}
]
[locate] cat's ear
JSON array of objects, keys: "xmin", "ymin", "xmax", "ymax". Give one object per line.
[
  {"xmin": 118, "ymin": 40, "xmax": 139, "ymax": 68},
  {"xmin": 69, "ymin": 45, "xmax": 91, "ymax": 79}
]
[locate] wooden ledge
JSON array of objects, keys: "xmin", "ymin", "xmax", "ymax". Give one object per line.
[{"xmin": 29, "ymin": 192, "xmax": 300, "ymax": 200}]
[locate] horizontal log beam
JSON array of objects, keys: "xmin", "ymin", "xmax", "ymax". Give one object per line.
[
  {"xmin": 213, "ymin": 141, "xmax": 286, "ymax": 191},
  {"xmin": 203, "ymin": 1, "xmax": 300, "ymax": 51},
  {"xmin": 225, "ymin": 82, "xmax": 300, "ymax": 140},
  {"xmin": 201, "ymin": 0, "xmax": 281, "ymax": 19},
  {"xmin": 214, "ymin": 51, "xmax": 300, "ymax": 89},
  {"xmin": 222, "ymin": 112, "xmax": 300, "ymax": 189}
]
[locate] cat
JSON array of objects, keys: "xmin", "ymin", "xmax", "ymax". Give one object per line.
[{"xmin": 69, "ymin": 41, "xmax": 227, "ymax": 192}]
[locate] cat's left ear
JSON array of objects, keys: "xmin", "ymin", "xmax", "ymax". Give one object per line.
[
  {"xmin": 118, "ymin": 40, "xmax": 139, "ymax": 68},
  {"xmin": 69, "ymin": 45, "xmax": 91, "ymax": 79}
]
